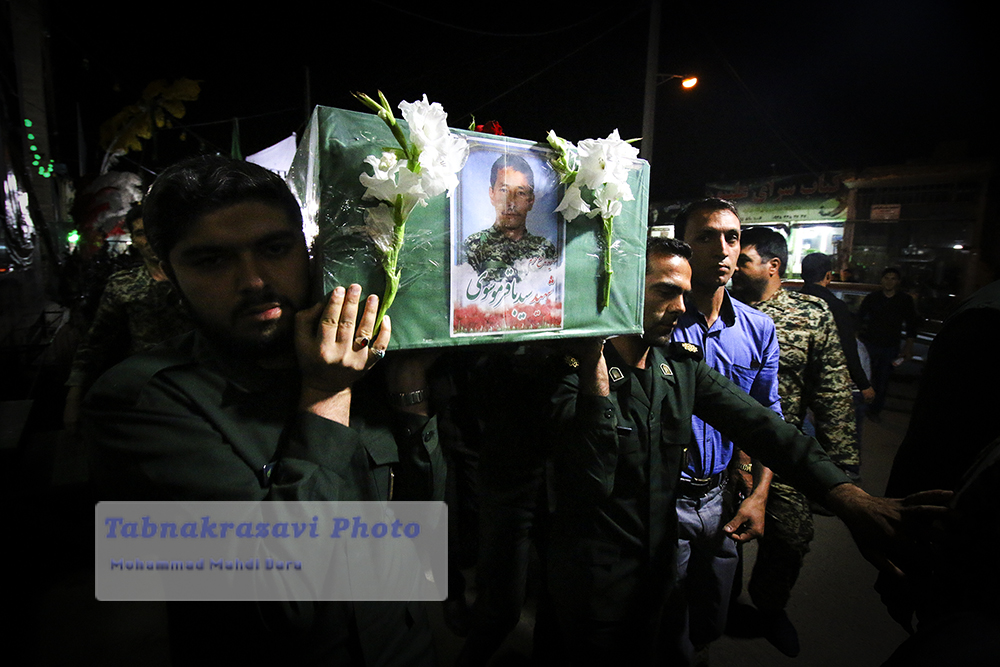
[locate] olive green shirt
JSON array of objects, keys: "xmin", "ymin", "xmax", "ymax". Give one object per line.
[{"xmin": 84, "ymin": 331, "xmax": 443, "ymax": 665}]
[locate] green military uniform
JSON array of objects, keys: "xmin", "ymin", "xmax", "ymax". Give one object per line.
[
  {"xmin": 749, "ymin": 288, "xmax": 859, "ymax": 612},
  {"xmin": 85, "ymin": 330, "xmax": 443, "ymax": 665},
  {"xmin": 547, "ymin": 341, "xmax": 851, "ymax": 662},
  {"xmin": 463, "ymin": 225, "xmax": 556, "ymax": 281}
]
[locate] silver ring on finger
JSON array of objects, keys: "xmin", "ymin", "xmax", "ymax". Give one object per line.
[{"xmin": 369, "ymin": 347, "xmax": 386, "ymax": 363}]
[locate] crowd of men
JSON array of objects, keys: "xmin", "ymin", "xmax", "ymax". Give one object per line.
[{"xmin": 80, "ymin": 156, "xmax": 971, "ymax": 666}]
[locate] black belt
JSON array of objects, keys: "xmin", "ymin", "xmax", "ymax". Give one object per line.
[{"xmin": 678, "ymin": 472, "xmax": 725, "ymax": 498}]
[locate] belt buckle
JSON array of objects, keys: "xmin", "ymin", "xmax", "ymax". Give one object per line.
[
  {"xmin": 681, "ymin": 475, "xmax": 713, "ymax": 498},
  {"xmin": 687, "ymin": 475, "xmax": 713, "ymax": 489}
]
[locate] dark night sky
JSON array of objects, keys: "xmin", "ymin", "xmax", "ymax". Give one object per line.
[{"xmin": 47, "ymin": 0, "xmax": 994, "ymax": 200}]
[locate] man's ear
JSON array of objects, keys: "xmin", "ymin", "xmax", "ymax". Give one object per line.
[{"xmin": 769, "ymin": 257, "xmax": 782, "ymax": 277}]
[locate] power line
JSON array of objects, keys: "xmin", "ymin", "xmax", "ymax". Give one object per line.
[
  {"xmin": 369, "ymin": 0, "xmax": 622, "ymax": 38},
  {"xmin": 463, "ymin": 5, "xmax": 646, "ymax": 120}
]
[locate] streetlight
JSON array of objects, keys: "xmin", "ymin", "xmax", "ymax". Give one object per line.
[
  {"xmin": 640, "ymin": 72, "xmax": 698, "ymax": 162},
  {"xmin": 659, "ymin": 74, "xmax": 698, "ymax": 90}
]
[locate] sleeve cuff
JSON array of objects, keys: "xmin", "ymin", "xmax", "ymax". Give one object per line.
[
  {"xmin": 283, "ymin": 411, "xmax": 363, "ymax": 471},
  {"xmin": 575, "ymin": 394, "xmax": 617, "ymax": 429}
]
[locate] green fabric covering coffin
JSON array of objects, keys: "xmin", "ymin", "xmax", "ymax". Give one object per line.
[{"xmin": 287, "ymin": 105, "xmax": 649, "ymax": 350}]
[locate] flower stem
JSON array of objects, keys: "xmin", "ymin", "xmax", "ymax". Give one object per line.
[
  {"xmin": 374, "ymin": 196, "xmax": 407, "ymax": 333},
  {"xmin": 354, "ymin": 90, "xmax": 415, "ymax": 169},
  {"xmin": 600, "ymin": 215, "xmax": 614, "ymax": 310}
]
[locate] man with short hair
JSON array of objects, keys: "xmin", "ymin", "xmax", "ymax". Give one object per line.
[
  {"xmin": 732, "ymin": 226, "xmax": 859, "ymax": 656},
  {"xmin": 668, "ymin": 198, "xmax": 781, "ymax": 664},
  {"xmin": 547, "ymin": 235, "xmax": 931, "ymax": 663},
  {"xmin": 857, "ymin": 267, "xmax": 921, "ymax": 421},
  {"xmin": 463, "ymin": 154, "xmax": 556, "ymax": 281},
  {"xmin": 85, "ymin": 156, "xmax": 443, "ymax": 665},
  {"xmin": 800, "ymin": 252, "xmax": 874, "ymax": 407}
]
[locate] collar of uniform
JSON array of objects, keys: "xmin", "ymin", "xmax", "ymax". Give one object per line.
[
  {"xmin": 680, "ymin": 290, "xmax": 737, "ymax": 331},
  {"xmin": 759, "ymin": 286, "xmax": 788, "ymax": 308},
  {"xmin": 652, "ymin": 346, "xmax": 679, "ymax": 384},
  {"xmin": 603, "ymin": 341, "xmax": 632, "ymax": 391},
  {"xmin": 718, "ymin": 289, "xmax": 738, "ymax": 326},
  {"xmin": 604, "ymin": 341, "xmax": 676, "ymax": 391},
  {"xmin": 485, "ymin": 224, "xmax": 508, "ymax": 241}
]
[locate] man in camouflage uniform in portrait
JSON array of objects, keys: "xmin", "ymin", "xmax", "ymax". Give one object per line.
[
  {"xmin": 731, "ymin": 227, "xmax": 859, "ymax": 657},
  {"xmin": 463, "ymin": 154, "xmax": 556, "ymax": 282}
]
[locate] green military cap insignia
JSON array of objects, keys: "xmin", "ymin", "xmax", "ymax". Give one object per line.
[
  {"xmin": 609, "ymin": 366, "xmax": 625, "ymax": 382},
  {"xmin": 660, "ymin": 362, "xmax": 673, "ymax": 377}
]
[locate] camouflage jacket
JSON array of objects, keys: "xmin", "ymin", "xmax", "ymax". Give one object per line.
[
  {"xmin": 463, "ymin": 225, "xmax": 556, "ymax": 281},
  {"xmin": 754, "ymin": 288, "xmax": 859, "ymax": 466},
  {"xmin": 67, "ymin": 265, "xmax": 194, "ymax": 389}
]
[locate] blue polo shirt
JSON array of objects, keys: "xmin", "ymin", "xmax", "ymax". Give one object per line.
[{"xmin": 671, "ymin": 290, "xmax": 782, "ymax": 478}]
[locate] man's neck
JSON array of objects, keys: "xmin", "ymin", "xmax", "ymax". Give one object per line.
[
  {"xmin": 143, "ymin": 258, "xmax": 168, "ymax": 282},
  {"xmin": 760, "ymin": 278, "xmax": 782, "ymax": 303},
  {"xmin": 494, "ymin": 221, "xmax": 526, "ymax": 241},
  {"xmin": 882, "ymin": 288, "xmax": 897, "ymax": 298},
  {"xmin": 611, "ymin": 335, "xmax": 651, "ymax": 369},
  {"xmin": 691, "ymin": 285, "xmax": 726, "ymax": 327}
]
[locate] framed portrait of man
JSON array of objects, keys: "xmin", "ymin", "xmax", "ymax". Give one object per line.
[{"xmin": 450, "ymin": 138, "xmax": 565, "ymax": 336}]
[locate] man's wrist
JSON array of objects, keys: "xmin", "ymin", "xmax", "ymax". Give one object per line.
[
  {"xmin": 747, "ymin": 480, "xmax": 770, "ymax": 501},
  {"xmin": 824, "ymin": 481, "xmax": 864, "ymax": 516},
  {"xmin": 299, "ymin": 386, "xmax": 352, "ymax": 424}
]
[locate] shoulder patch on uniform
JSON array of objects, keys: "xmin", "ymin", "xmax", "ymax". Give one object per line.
[
  {"xmin": 667, "ymin": 341, "xmax": 703, "ymax": 361},
  {"xmin": 659, "ymin": 362, "xmax": 673, "ymax": 377}
]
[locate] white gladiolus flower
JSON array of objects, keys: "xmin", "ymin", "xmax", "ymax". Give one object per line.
[
  {"xmin": 554, "ymin": 183, "xmax": 591, "ymax": 221},
  {"xmin": 545, "ymin": 128, "xmax": 640, "ymax": 309},
  {"xmin": 592, "ymin": 188, "xmax": 624, "ymax": 220},
  {"xmin": 399, "ymin": 95, "xmax": 449, "ymax": 152},
  {"xmin": 416, "ymin": 132, "xmax": 469, "ymax": 199},
  {"xmin": 576, "ymin": 129, "xmax": 638, "ymax": 193},
  {"xmin": 359, "ymin": 151, "xmax": 429, "ymax": 218},
  {"xmin": 359, "ymin": 152, "xmax": 404, "ymax": 202}
]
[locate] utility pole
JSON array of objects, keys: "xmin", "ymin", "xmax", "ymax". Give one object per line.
[{"xmin": 640, "ymin": 0, "xmax": 661, "ymax": 163}]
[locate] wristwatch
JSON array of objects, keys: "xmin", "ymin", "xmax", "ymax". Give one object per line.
[{"xmin": 389, "ymin": 388, "xmax": 427, "ymax": 407}]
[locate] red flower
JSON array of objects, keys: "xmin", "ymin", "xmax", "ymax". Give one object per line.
[{"xmin": 475, "ymin": 120, "xmax": 504, "ymax": 136}]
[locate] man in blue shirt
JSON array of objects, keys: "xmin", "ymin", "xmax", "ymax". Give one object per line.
[{"xmin": 667, "ymin": 199, "xmax": 782, "ymax": 664}]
